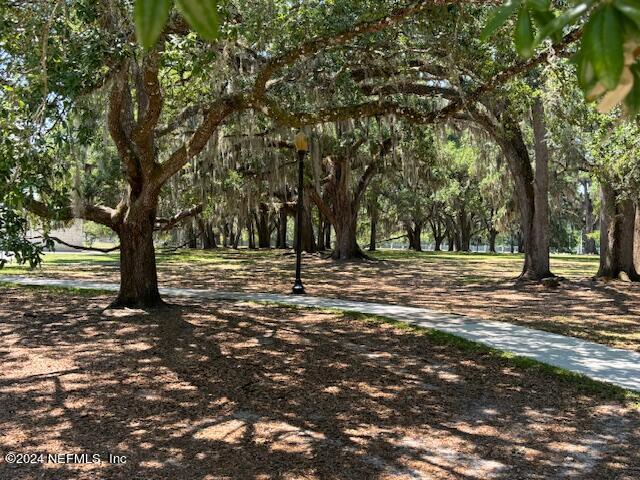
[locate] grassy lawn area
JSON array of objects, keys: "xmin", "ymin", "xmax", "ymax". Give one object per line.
[
  {"xmin": 0, "ymin": 286, "xmax": 638, "ymax": 479},
  {"xmin": 3, "ymin": 249, "xmax": 639, "ymax": 352}
]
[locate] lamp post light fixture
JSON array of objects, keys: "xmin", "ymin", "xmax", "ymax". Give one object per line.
[{"xmin": 292, "ymin": 131, "xmax": 308, "ymax": 295}]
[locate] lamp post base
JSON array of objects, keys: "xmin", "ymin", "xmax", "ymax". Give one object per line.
[{"xmin": 292, "ymin": 279, "xmax": 306, "ymax": 295}]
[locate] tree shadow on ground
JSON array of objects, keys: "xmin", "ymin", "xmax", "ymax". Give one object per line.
[
  {"xmin": 13, "ymin": 249, "xmax": 640, "ymax": 350},
  {"xmin": 1, "ymin": 288, "xmax": 639, "ymax": 479}
]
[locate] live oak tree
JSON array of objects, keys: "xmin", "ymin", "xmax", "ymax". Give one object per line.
[
  {"xmin": 306, "ymin": 121, "xmax": 392, "ymax": 260},
  {"xmin": 5, "ymin": 0, "xmax": 461, "ymax": 306},
  {"xmin": 589, "ymin": 120, "xmax": 640, "ymax": 280},
  {"xmin": 7, "ymin": 0, "xmax": 640, "ymax": 305}
]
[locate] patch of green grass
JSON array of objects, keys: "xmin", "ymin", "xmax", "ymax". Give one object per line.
[{"xmin": 41, "ymin": 252, "xmax": 120, "ymax": 264}]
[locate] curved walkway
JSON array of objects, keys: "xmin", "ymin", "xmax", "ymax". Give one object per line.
[{"xmin": 2, "ymin": 275, "xmax": 640, "ymax": 393}]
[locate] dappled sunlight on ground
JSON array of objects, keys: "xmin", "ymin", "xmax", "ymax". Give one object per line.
[
  {"xmin": 1, "ymin": 288, "xmax": 639, "ymax": 479},
  {"xmin": 6, "ymin": 249, "xmax": 640, "ymax": 352}
]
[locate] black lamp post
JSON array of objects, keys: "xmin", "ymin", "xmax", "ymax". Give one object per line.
[{"xmin": 292, "ymin": 131, "xmax": 308, "ymax": 295}]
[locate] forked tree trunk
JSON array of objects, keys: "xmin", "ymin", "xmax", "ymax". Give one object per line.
[
  {"xmin": 114, "ymin": 211, "xmax": 162, "ymax": 308},
  {"xmin": 596, "ymin": 183, "xmax": 639, "ymax": 280},
  {"xmin": 308, "ymin": 141, "xmax": 386, "ymax": 260}
]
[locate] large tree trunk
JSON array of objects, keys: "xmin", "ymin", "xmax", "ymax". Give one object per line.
[
  {"xmin": 478, "ymin": 102, "xmax": 551, "ymax": 279},
  {"xmin": 330, "ymin": 169, "xmax": 363, "ymax": 260},
  {"xmin": 114, "ymin": 210, "xmax": 162, "ymax": 308},
  {"xmin": 308, "ymin": 140, "xmax": 385, "ymax": 260},
  {"xmin": 596, "ymin": 183, "xmax": 639, "ymax": 280},
  {"xmin": 330, "ymin": 176, "xmax": 365, "ymax": 260},
  {"xmin": 333, "ymin": 212, "xmax": 362, "ymax": 260},
  {"xmin": 527, "ymin": 97, "xmax": 552, "ymax": 278},
  {"xmin": 474, "ymin": 99, "xmax": 551, "ymax": 279}
]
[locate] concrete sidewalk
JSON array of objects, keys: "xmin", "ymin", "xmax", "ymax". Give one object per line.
[{"xmin": 3, "ymin": 275, "xmax": 640, "ymax": 393}]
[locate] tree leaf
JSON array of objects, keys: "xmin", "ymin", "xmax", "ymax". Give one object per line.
[
  {"xmin": 515, "ymin": 7, "xmax": 535, "ymax": 57},
  {"xmin": 135, "ymin": 0, "xmax": 173, "ymax": 50},
  {"xmin": 176, "ymin": 0, "xmax": 220, "ymax": 41},
  {"xmin": 533, "ymin": 2, "xmax": 591, "ymax": 46},
  {"xmin": 480, "ymin": 0, "xmax": 521, "ymax": 41},
  {"xmin": 615, "ymin": 0, "xmax": 640, "ymax": 29},
  {"xmin": 587, "ymin": 5, "xmax": 624, "ymax": 90}
]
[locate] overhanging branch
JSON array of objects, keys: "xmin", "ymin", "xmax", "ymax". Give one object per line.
[
  {"xmin": 260, "ymin": 28, "xmax": 581, "ymax": 128},
  {"xmin": 155, "ymin": 204, "xmax": 203, "ymax": 232}
]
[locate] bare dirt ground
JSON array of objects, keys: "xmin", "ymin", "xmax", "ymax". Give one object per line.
[
  {"xmin": 8, "ymin": 249, "xmax": 640, "ymax": 352},
  {"xmin": 1, "ymin": 287, "xmax": 639, "ymax": 479}
]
